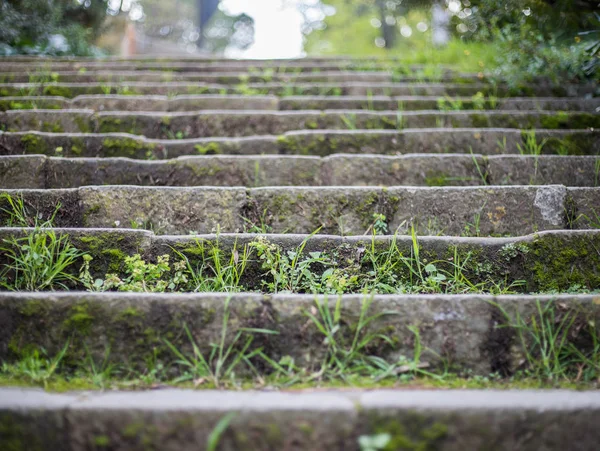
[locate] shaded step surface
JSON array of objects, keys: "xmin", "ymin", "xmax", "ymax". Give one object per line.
[
  {"xmin": 3, "ymin": 94, "xmax": 599, "ymax": 112},
  {"xmin": 0, "ymin": 185, "xmax": 586, "ymax": 235},
  {"xmin": 3, "ymin": 109, "xmax": 598, "ymax": 137},
  {"xmin": 2, "ymin": 129, "xmax": 598, "ymax": 158},
  {"xmin": 1, "ymin": 292, "xmax": 599, "ymax": 377},
  {"xmin": 3, "ymin": 388, "xmax": 600, "ymax": 451},
  {"xmin": 0, "ymin": 228, "xmax": 598, "ymax": 293},
  {"xmin": 2, "ymin": 154, "xmax": 599, "ymax": 189},
  {"xmin": 2, "ymin": 81, "xmax": 596, "ymax": 97}
]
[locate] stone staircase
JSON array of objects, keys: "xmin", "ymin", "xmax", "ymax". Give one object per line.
[{"xmin": 0, "ymin": 56, "xmax": 599, "ymax": 450}]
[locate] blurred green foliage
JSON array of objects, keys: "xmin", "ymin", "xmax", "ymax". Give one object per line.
[{"xmin": 0, "ymin": 0, "xmax": 109, "ymax": 56}]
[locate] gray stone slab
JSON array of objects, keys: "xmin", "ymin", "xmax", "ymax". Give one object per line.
[
  {"xmin": 79, "ymin": 186, "xmax": 247, "ymax": 234},
  {"xmin": 1, "ymin": 109, "xmax": 94, "ymax": 133},
  {"xmin": 488, "ymin": 155, "xmax": 600, "ymax": 186},
  {"xmin": 2, "ymin": 387, "xmax": 600, "ymax": 450},
  {"xmin": 2, "ymin": 129, "xmax": 598, "ymax": 158},
  {"xmin": 568, "ymin": 187, "xmax": 600, "ymax": 229},
  {"xmin": 0, "ymin": 154, "xmax": 46, "ymax": 188}
]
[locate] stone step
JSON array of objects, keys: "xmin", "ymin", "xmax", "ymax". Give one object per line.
[
  {"xmin": 2, "ymin": 95, "xmax": 598, "ymax": 112},
  {"xmin": 2, "ymin": 129, "xmax": 598, "ymax": 158},
  {"xmin": 0, "ymin": 61, "xmax": 449, "ymax": 73},
  {"xmin": 1, "ymin": 292, "xmax": 599, "ymax": 378},
  {"xmin": 0, "ymin": 70, "xmax": 483, "ymax": 84},
  {"xmin": 1, "ymin": 81, "xmax": 595, "ymax": 97},
  {"xmin": 0, "ymin": 185, "xmax": 595, "ymax": 235},
  {"xmin": 4, "ymin": 388, "xmax": 599, "ymax": 451},
  {"xmin": 2, "ymin": 154, "xmax": 599, "ymax": 189},
  {"xmin": 3, "ymin": 109, "xmax": 598, "ymax": 138},
  {"xmin": 0, "ymin": 228, "xmax": 598, "ymax": 293}
]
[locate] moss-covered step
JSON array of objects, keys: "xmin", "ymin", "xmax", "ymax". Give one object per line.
[
  {"xmin": 279, "ymin": 96, "xmax": 600, "ymax": 112},
  {"xmin": 0, "ymin": 60, "xmax": 460, "ymax": 73},
  {"xmin": 85, "ymin": 110, "xmax": 600, "ymax": 138},
  {"xmin": 0, "ymin": 95, "xmax": 280, "ymax": 112},
  {"xmin": 1, "ymin": 292, "xmax": 599, "ymax": 379},
  {"xmin": 3, "ymin": 154, "xmax": 599, "ymax": 189},
  {"xmin": 0, "ymin": 109, "xmax": 93, "ymax": 134},
  {"xmin": 5, "ymin": 389, "xmax": 600, "ymax": 451},
  {"xmin": 2, "ymin": 129, "xmax": 598, "ymax": 159},
  {"xmin": 2, "ymin": 81, "xmax": 596, "ymax": 98},
  {"xmin": 0, "ymin": 185, "xmax": 584, "ymax": 235},
  {"xmin": 3, "ymin": 94, "xmax": 599, "ymax": 113},
  {"xmin": 5, "ymin": 109, "xmax": 587, "ymax": 139},
  {"xmin": 0, "ymin": 228, "xmax": 598, "ymax": 293}
]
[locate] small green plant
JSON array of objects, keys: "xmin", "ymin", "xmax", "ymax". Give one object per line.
[
  {"xmin": 358, "ymin": 433, "xmax": 392, "ymax": 451},
  {"xmin": 517, "ymin": 130, "xmax": 547, "ymax": 156},
  {"xmin": 165, "ymin": 297, "xmax": 278, "ymax": 387},
  {"xmin": 85, "ymin": 254, "xmax": 188, "ymax": 293},
  {"xmin": 0, "ymin": 230, "xmax": 84, "ymax": 291},
  {"xmin": 364, "ymin": 213, "xmax": 388, "ymax": 235},
  {"xmin": 172, "ymin": 237, "xmax": 250, "ymax": 293},
  {"xmin": 491, "ymin": 299, "xmax": 600, "ymax": 381},
  {"xmin": 207, "ymin": 413, "xmax": 237, "ymax": 451},
  {"xmin": 341, "ymin": 113, "xmax": 358, "ymax": 130},
  {"xmin": 469, "ymin": 147, "xmax": 488, "ymax": 185},
  {"xmin": 437, "ymin": 95, "xmax": 464, "ymax": 111},
  {"xmin": 1, "ymin": 342, "xmax": 69, "ymax": 388}
]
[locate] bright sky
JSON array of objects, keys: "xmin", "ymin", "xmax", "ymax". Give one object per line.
[{"xmin": 220, "ymin": 0, "xmax": 306, "ymax": 59}]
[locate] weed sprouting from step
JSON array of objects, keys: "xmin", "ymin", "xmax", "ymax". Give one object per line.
[
  {"xmin": 173, "ymin": 236, "xmax": 250, "ymax": 293},
  {"xmin": 491, "ymin": 299, "xmax": 600, "ymax": 382},
  {"xmin": 469, "ymin": 147, "xmax": 488, "ymax": 185},
  {"xmin": 341, "ymin": 113, "xmax": 358, "ymax": 130},
  {"xmin": 0, "ymin": 229, "xmax": 85, "ymax": 291},
  {"xmin": 518, "ymin": 130, "xmax": 548, "ymax": 156},
  {"xmin": 164, "ymin": 296, "xmax": 279, "ymax": 387},
  {"xmin": 1, "ymin": 341, "xmax": 69, "ymax": 388},
  {"xmin": 437, "ymin": 95, "xmax": 463, "ymax": 112},
  {"xmin": 207, "ymin": 413, "xmax": 237, "ymax": 451}
]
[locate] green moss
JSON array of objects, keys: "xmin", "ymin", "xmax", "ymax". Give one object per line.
[
  {"xmin": 94, "ymin": 435, "xmax": 110, "ymax": 447},
  {"xmin": 102, "ymin": 137, "xmax": 153, "ymax": 158},
  {"xmin": 19, "ymin": 300, "xmax": 49, "ymax": 317},
  {"xmin": 78, "ymin": 235, "xmax": 128, "ymax": 272},
  {"xmin": 20, "ymin": 134, "xmax": 48, "ymax": 155},
  {"xmin": 74, "ymin": 116, "xmax": 90, "ymax": 133},
  {"xmin": 42, "ymin": 85, "xmax": 73, "ymax": 97},
  {"xmin": 194, "ymin": 142, "xmax": 222, "ymax": 155},
  {"xmin": 540, "ymin": 111, "xmax": 570, "ymax": 129},
  {"xmin": 424, "ymin": 172, "xmax": 450, "ymax": 187},
  {"xmin": 368, "ymin": 415, "xmax": 448, "ymax": 451},
  {"xmin": 98, "ymin": 117, "xmax": 125, "ymax": 134},
  {"xmin": 40, "ymin": 122, "xmax": 64, "ymax": 133},
  {"xmin": 470, "ymin": 114, "xmax": 490, "ymax": 128},
  {"xmin": 528, "ymin": 234, "xmax": 600, "ymax": 292},
  {"xmin": 63, "ymin": 304, "xmax": 94, "ymax": 335}
]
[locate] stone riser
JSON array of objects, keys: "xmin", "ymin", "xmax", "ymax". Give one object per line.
[
  {"xmin": 1, "ymin": 293, "xmax": 598, "ymax": 378},
  {"xmin": 1, "ymin": 82, "xmax": 594, "ymax": 97},
  {"xmin": 2, "ymin": 95, "xmax": 598, "ymax": 112},
  {"xmin": 2, "ymin": 185, "xmax": 596, "ymax": 236},
  {"xmin": 4, "ymin": 388, "xmax": 600, "ymax": 451},
  {"xmin": 2, "ymin": 154, "xmax": 600, "ymax": 189},
  {"xmin": 0, "ymin": 71, "xmax": 481, "ymax": 84},
  {"xmin": 0, "ymin": 228, "xmax": 598, "ymax": 293},
  {"xmin": 2, "ymin": 129, "xmax": 598, "ymax": 158},
  {"xmin": 2, "ymin": 110, "xmax": 598, "ymax": 138}
]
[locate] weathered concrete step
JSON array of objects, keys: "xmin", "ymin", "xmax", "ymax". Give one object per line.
[
  {"xmin": 0, "ymin": 95, "xmax": 280, "ymax": 112},
  {"xmin": 0, "ymin": 61, "xmax": 445, "ymax": 73},
  {"xmin": 2, "ymin": 154, "xmax": 599, "ymax": 189},
  {"xmin": 3, "ymin": 109, "xmax": 598, "ymax": 138},
  {"xmin": 1, "ymin": 81, "xmax": 595, "ymax": 97},
  {"xmin": 1, "ymin": 70, "xmax": 480, "ymax": 84},
  {"xmin": 3, "ymin": 94, "xmax": 598, "ymax": 112},
  {"xmin": 4, "ymin": 388, "xmax": 599, "ymax": 451},
  {"xmin": 1, "ymin": 292, "xmax": 599, "ymax": 379},
  {"xmin": 0, "ymin": 185, "xmax": 594, "ymax": 236},
  {"xmin": 0, "ymin": 228, "xmax": 598, "ymax": 293},
  {"xmin": 2, "ymin": 129, "xmax": 598, "ymax": 159}
]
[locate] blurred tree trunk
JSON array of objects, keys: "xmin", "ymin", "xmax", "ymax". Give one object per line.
[{"xmin": 376, "ymin": 0, "xmax": 396, "ymax": 48}]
